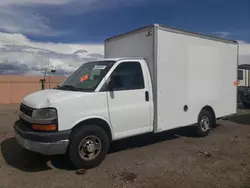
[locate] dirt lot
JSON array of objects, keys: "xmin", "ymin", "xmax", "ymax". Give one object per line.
[{"xmin": 0, "ymin": 104, "xmax": 250, "ymax": 188}]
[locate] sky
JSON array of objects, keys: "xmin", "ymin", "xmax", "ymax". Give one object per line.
[{"xmin": 0, "ymin": 0, "xmax": 249, "ymax": 75}]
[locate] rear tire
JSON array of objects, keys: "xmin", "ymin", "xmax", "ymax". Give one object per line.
[
  {"xmin": 69, "ymin": 125, "xmax": 110, "ymax": 169},
  {"xmin": 195, "ymin": 110, "xmax": 213, "ymax": 137}
]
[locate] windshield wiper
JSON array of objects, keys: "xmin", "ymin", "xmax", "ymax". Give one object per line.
[
  {"xmin": 57, "ymin": 85, "xmax": 93, "ymax": 92},
  {"xmin": 57, "ymin": 85, "xmax": 77, "ymax": 91}
]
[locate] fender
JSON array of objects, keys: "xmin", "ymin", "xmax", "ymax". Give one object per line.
[{"xmin": 70, "ymin": 115, "xmax": 114, "ymax": 140}]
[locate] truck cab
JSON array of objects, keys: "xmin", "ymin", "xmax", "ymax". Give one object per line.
[
  {"xmin": 15, "ymin": 58, "xmax": 154, "ymax": 169},
  {"xmin": 238, "ymin": 64, "xmax": 250, "ymax": 108}
]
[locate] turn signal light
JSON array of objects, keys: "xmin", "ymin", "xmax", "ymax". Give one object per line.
[{"xmin": 32, "ymin": 124, "xmax": 57, "ymax": 131}]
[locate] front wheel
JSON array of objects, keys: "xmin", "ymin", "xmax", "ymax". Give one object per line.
[
  {"xmin": 68, "ymin": 125, "xmax": 110, "ymax": 169},
  {"xmin": 195, "ymin": 110, "xmax": 213, "ymax": 137}
]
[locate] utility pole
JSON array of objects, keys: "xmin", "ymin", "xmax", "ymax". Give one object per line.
[
  {"xmin": 40, "ymin": 57, "xmax": 57, "ymax": 90},
  {"xmin": 40, "ymin": 67, "xmax": 47, "ymax": 90},
  {"xmin": 48, "ymin": 56, "xmax": 51, "ymax": 89}
]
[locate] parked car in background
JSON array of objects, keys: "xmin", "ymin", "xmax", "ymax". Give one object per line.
[{"xmin": 238, "ymin": 64, "xmax": 250, "ymax": 108}]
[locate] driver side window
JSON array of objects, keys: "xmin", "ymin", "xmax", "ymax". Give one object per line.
[
  {"xmin": 109, "ymin": 61, "xmax": 145, "ymax": 91},
  {"xmin": 238, "ymin": 70, "xmax": 243, "ymax": 80}
]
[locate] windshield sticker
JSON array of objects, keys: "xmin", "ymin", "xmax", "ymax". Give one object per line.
[
  {"xmin": 94, "ymin": 65, "xmax": 106, "ymax": 70},
  {"xmin": 80, "ymin": 74, "xmax": 89, "ymax": 82}
]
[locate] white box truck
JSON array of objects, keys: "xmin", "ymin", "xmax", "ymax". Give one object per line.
[{"xmin": 14, "ymin": 24, "xmax": 238, "ymax": 169}]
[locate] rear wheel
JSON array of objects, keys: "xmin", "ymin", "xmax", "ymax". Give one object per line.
[
  {"xmin": 195, "ymin": 110, "xmax": 213, "ymax": 137},
  {"xmin": 68, "ymin": 125, "xmax": 110, "ymax": 169}
]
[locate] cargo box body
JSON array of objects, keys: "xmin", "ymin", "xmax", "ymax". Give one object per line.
[{"xmin": 105, "ymin": 24, "xmax": 238, "ymax": 133}]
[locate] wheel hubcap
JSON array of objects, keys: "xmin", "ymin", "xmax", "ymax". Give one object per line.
[
  {"xmin": 200, "ymin": 116, "xmax": 210, "ymax": 132},
  {"xmin": 78, "ymin": 135, "xmax": 101, "ymax": 161}
]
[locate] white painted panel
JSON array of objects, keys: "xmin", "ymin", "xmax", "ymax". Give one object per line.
[
  {"xmin": 156, "ymin": 28, "xmax": 238, "ymax": 132},
  {"xmin": 238, "ymin": 69, "xmax": 249, "ymax": 87},
  {"xmin": 105, "ymin": 28, "xmax": 154, "ymax": 78},
  {"xmin": 104, "ymin": 59, "xmax": 153, "ymax": 140}
]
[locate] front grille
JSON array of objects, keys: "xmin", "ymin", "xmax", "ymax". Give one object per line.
[
  {"xmin": 20, "ymin": 103, "xmax": 34, "ymax": 117},
  {"xmin": 19, "ymin": 118, "xmax": 32, "ymax": 131}
]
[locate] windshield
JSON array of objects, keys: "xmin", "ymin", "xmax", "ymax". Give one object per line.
[{"xmin": 57, "ymin": 60, "xmax": 115, "ymax": 91}]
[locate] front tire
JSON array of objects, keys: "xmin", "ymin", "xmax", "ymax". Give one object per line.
[
  {"xmin": 195, "ymin": 110, "xmax": 213, "ymax": 137},
  {"xmin": 69, "ymin": 125, "xmax": 110, "ymax": 169}
]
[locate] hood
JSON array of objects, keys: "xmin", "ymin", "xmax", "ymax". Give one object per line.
[{"xmin": 22, "ymin": 89, "xmax": 87, "ymax": 109}]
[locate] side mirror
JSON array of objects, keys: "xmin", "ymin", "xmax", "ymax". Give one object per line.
[
  {"xmin": 106, "ymin": 76, "xmax": 114, "ymax": 91},
  {"xmin": 106, "ymin": 75, "xmax": 120, "ymax": 91}
]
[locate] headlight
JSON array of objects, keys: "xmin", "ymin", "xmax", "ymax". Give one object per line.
[{"xmin": 32, "ymin": 108, "xmax": 57, "ymax": 120}]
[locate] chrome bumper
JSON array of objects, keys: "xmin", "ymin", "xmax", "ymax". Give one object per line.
[{"xmin": 15, "ymin": 131, "xmax": 69, "ymax": 155}]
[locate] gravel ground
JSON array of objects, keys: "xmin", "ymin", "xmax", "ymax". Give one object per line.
[{"xmin": 0, "ymin": 105, "xmax": 250, "ymax": 188}]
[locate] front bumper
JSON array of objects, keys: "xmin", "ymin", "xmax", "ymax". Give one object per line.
[{"xmin": 14, "ymin": 120, "xmax": 71, "ymax": 155}]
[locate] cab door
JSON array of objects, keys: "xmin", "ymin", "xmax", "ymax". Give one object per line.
[{"xmin": 105, "ymin": 60, "xmax": 153, "ymax": 140}]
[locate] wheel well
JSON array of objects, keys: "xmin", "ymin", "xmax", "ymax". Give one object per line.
[
  {"xmin": 201, "ymin": 106, "xmax": 216, "ymax": 125},
  {"xmin": 71, "ymin": 118, "xmax": 113, "ymax": 141}
]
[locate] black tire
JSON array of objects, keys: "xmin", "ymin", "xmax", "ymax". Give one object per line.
[
  {"xmin": 68, "ymin": 125, "xmax": 110, "ymax": 169},
  {"xmin": 195, "ymin": 110, "xmax": 213, "ymax": 137}
]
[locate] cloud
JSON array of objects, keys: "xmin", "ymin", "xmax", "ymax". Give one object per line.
[
  {"xmin": 237, "ymin": 40, "xmax": 248, "ymax": 44},
  {"xmin": 0, "ymin": 0, "xmax": 73, "ymax": 36},
  {"xmin": 213, "ymin": 31, "xmax": 232, "ymax": 38},
  {"xmin": 0, "ymin": 0, "xmax": 71, "ymax": 6},
  {"xmin": 0, "ymin": 32, "xmax": 104, "ymax": 76},
  {"xmin": 0, "ymin": 7, "xmax": 65, "ymax": 36},
  {"xmin": 1, "ymin": 31, "xmax": 250, "ymax": 76},
  {"xmin": 239, "ymin": 42, "xmax": 250, "ymax": 65},
  {"xmin": 0, "ymin": 0, "xmax": 167, "ymax": 36},
  {"xmin": 54, "ymin": 0, "xmax": 175, "ymax": 15},
  {"xmin": 0, "ymin": 0, "xmax": 72, "ymax": 36},
  {"xmin": 58, "ymin": 0, "xmax": 151, "ymax": 14}
]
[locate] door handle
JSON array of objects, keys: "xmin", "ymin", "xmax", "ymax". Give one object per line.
[{"xmin": 145, "ymin": 91, "xmax": 149, "ymax": 102}]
